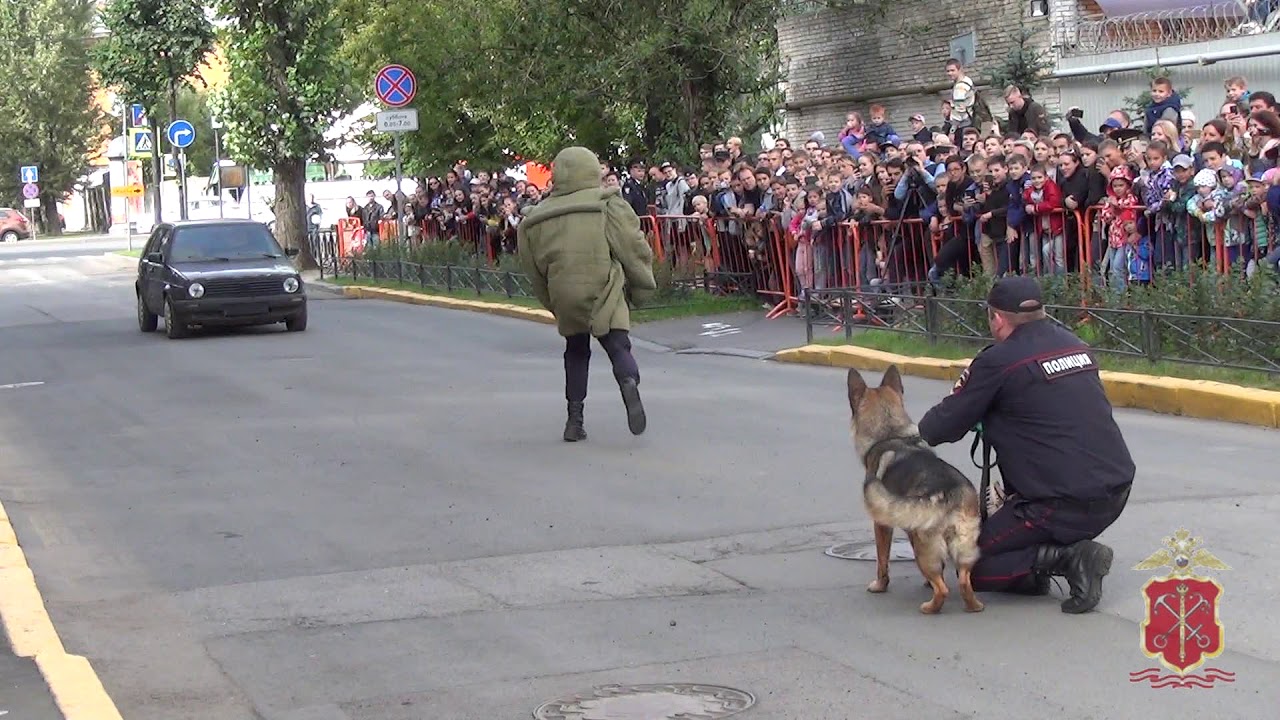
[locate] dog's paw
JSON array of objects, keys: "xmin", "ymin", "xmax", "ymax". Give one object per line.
[
  {"xmin": 964, "ymin": 599, "xmax": 986, "ymax": 613},
  {"xmin": 867, "ymin": 577, "xmax": 889, "ymax": 593},
  {"xmin": 919, "ymin": 600, "xmax": 944, "ymax": 614}
]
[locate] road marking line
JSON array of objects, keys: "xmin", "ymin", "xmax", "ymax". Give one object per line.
[
  {"xmin": 0, "ymin": 382, "xmax": 43, "ymax": 390},
  {"xmin": 0, "ymin": 502, "xmax": 124, "ymax": 720}
]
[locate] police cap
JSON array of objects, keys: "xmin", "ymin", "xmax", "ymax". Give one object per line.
[{"xmin": 986, "ymin": 276, "xmax": 1043, "ymax": 313}]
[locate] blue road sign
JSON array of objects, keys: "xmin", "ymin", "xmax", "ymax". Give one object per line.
[
  {"xmin": 166, "ymin": 120, "xmax": 196, "ymax": 149},
  {"xmin": 130, "ymin": 104, "xmax": 147, "ymax": 127},
  {"xmin": 22, "ymin": 183, "xmax": 38, "ymax": 200},
  {"xmin": 374, "ymin": 64, "xmax": 416, "ymax": 108},
  {"xmin": 19, "ymin": 166, "xmax": 38, "ymax": 183}
]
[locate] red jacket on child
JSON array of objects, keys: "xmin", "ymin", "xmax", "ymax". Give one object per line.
[{"xmin": 1022, "ymin": 179, "xmax": 1065, "ymax": 236}]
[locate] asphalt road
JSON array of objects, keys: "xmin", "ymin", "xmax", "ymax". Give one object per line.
[{"xmin": 0, "ymin": 257, "xmax": 1276, "ymax": 720}]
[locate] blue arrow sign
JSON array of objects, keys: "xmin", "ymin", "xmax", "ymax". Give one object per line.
[
  {"xmin": 130, "ymin": 104, "xmax": 147, "ymax": 127},
  {"xmin": 166, "ymin": 120, "xmax": 196, "ymax": 149},
  {"xmin": 19, "ymin": 166, "xmax": 38, "ymax": 183}
]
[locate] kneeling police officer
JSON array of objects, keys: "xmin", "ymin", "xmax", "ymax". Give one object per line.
[{"xmin": 917, "ymin": 276, "xmax": 1135, "ymax": 614}]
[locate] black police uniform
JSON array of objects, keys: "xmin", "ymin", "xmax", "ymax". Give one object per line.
[
  {"xmin": 917, "ymin": 277, "xmax": 1135, "ymax": 612},
  {"xmin": 621, "ymin": 171, "xmax": 650, "ymax": 219}
]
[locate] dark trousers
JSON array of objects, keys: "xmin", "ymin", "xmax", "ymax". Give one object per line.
[
  {"xmin": 971, "ymin": 486, "xmax": 1130, "ymax": 591},
  {"xmin": 564, "ymin": 329, "xmax": 640, "ymax": 403}
]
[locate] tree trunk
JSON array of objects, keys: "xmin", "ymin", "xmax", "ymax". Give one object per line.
[
  {"xmin": 272, "ymin": 157, "xmax": 315, "ymax": 270},
  {"xmin": 148, "ymin": 114, "xmax": 164, "ymax": 223},
  {"xmin": 40, "ymin": 195, "xmax": 62, "ymax": 236}
]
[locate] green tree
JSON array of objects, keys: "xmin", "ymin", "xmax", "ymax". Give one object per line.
[
  {"xmin": 211, "ymin": 0, "xmax": 359, "ymax": 266},
  {"xmin": 0, "ymin": 0, "xmax": 107, "ymax": 235},
  {"xmin": 92, "ymin": 0, "xmax": 213, "ymax": 221},
  {"xmin": 339, "ymin": 0, "xmax": 783, "ymax": 172}
]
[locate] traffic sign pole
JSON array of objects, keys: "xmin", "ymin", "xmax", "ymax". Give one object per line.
[
  {"xmin": 374, "ymin": 65, "xmax": 418, "ymax": 246},
  {"xmin": 395, "ymin": 133, "xmax": 405, "ymax": 245}
]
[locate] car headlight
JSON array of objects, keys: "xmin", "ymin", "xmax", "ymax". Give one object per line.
[
  {"xmin": 188, "ymin": 282, "xmax": 205, "ymax": 299},
  {"xmin": 283, "ymin": 276, "xmax": 300, "ymax": 294}
]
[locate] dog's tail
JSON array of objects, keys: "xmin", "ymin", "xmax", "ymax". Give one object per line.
[{"xmin": 945, "ymin": 489, "xmax": 982, "ymax": 568}]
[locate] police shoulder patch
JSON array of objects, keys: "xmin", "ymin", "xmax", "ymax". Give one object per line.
[
  {"xmin": 951, "ymin": 344, "xmax": 994, "ymax": 394},
  {"xmin": 1038, "ymin": 349, "xmax": 1098, "ymax": 380}
]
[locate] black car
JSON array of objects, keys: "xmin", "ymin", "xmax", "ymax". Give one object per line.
[{"xmin": 135, "ymin": 219, "xmax": 308, "ymax": 339}]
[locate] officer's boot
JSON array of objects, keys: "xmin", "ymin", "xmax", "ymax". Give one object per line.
[
  {"xmin": 1033, "ymin": 540, "xmax": 1114, "ymax": 614},
  {"xmin": 563, "ymin": 401, "xmax": 587, "ymax": 442},
  {"xmin": 618, "ymin": 377, "xmax": 646, "ymax": 435}
]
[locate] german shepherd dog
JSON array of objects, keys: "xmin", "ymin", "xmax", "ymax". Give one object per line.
[{"xmin": 847, "ymin": 366, "xmax": 985, "ymax": 614}]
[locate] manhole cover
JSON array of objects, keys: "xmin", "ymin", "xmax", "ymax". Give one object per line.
[
  {"xmin": 825, "ymin": 538, "xmax": 916, "ymax": 561},
  {"xmin": 534, "ymin": 683, "xmax": 755, "ymax": 719}
]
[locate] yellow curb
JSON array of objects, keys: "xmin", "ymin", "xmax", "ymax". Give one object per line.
[
  {"xmin": 0, "ymin": 499, "xmax": 124, "ymax": 720},
  {"xmin": 341, "ymin": 284, "xmax": 556, "ymax": 325},
  {"xmin": 776, "ymin": 344, "xmax": 1280, "ymax": 429}
]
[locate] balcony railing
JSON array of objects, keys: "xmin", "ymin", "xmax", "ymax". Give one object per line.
[{"xmin": 1055, "ymin": 1, "xmax": 1280, "ymax": 57}]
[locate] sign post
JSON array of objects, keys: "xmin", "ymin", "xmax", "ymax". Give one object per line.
[
  {"xmin": 166, "ymin": 120, "xmax": 196, "ymax": 220},
  {"xmin": 374, "ymin": 64, "xmax": 417, "ymax": 245},
  {"xmin": 111, "ymin": 184, "xmax": 145, "ymax": 250}
]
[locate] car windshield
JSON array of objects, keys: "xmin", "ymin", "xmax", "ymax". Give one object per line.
[{"xmin": 169, "ymin": 225, "xmax": 284, "ymax": 262}]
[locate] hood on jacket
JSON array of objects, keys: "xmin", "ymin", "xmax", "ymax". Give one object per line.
[
  {"xmin": 549, "ymin": 146, "xmax": 603, "ymax": 196},
  {"xmin": 1106, "ymin": 165, "xmax": 1134, "ymax": 198},
  {"xmin": 1216, "ymin": 164, "xmax": 1244, "ymax": 187}
]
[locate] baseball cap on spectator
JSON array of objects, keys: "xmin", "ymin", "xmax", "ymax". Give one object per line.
[
  {"xmin": 986, "ymin": 276, "xmax": 1043, "ymax": 314},
  {"xmin": 659, "ymin": 161, "xmax": 673, "ymax": 171},
  {"xmin": 1170, "ymin": 154, "xmax": 1195, "ymax": 170},
  {"xmin": 1246, "ymin": 172, "xmax": 1268, "ymax": 185},
  {"xmin": 911, "ymin": 114, "xmax": 926, "ymax": 124},
  {"xmin": 1100, "ymin": 117, "xmax": 1124, "ymax": 132},
  {"xmin": 1182, "ymin": 110, "xmax": 1196, "ymax": 125},
  {"xmin": 1264, "ymin": 167, "xmax": 1280, "ymax": 185}
]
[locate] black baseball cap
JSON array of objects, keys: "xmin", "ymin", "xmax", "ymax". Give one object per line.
[{"xmin": 986, "ymin": 276, "xmax": 1043, "ymax": 313}]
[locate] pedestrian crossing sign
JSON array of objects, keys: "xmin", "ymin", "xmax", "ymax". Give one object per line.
[{"xmin": 129, "ymin": 128, "xmax": 154, "ymax": 158}]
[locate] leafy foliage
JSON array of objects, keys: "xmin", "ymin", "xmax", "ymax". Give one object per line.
[
  {"xmin": 0, "ymin": 0, "xmax": 107, "ymax": 233},
  {"xmin": 337, "ymin": 0, "xmax": 784, "ymax": 173},
  {"xmin": 985, "ymin": 19, "xmax": 1054, "ymax": 102},
  {"xmin": 92, "ymin": 0, "xmax": 214, "ymax": 117},
  {"xmin": 211, "ymin": 0, "xmax": 360, "ymax": 261}
]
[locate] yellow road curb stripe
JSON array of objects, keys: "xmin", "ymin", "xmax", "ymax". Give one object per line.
[
  {"xmin": 775, "ymin": 344, "xmax": 1280, "ymax": 429},
  {"xmin": 0, "ymin": 502, "xmax": 124, "ymax": 720},
  {"xmin": 342, "ymin": 285, "xmax": 555, "ymax": 325}
]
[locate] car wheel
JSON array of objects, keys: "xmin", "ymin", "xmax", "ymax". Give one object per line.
[
  {"xmin": 164, "ymin": 297, "xmax": 189, "ymax": 339},
  {"xmin": 1, "ymin": 231, "xmax": 16, "ymax": 243},
  {"xmin": 285, "ymin": 304, "xmax": 308, "ymax": 332},
  {"xmin": 137, "ymin": 291, "xmax": 158, "ymax": 332}
]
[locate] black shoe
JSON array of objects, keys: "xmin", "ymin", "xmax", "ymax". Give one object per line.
[
  {"xmin": 563, "ymin": 401, "xmax": 587, "ymax": 442},
  {"xmin": 618, "ymin": 378, "xmax": 646, "ymax": 435},
  {"xmin": 1034, "ymin": 541, "xmax": 1114, "ymax": 614}
]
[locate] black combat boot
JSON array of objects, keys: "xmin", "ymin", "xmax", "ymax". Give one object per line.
[
  {"xmin": 618, "ymin": 377, "xmax": 646, "ymax": 435},
  {"xmin": 563, "ymin": 401, "xmax": 587, "ymax": 442},
  {"xmin": 1034, "ymin": 540, "xmax": 1114, "ymax": 614}
]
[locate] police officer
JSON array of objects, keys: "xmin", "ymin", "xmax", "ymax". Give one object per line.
[
  {"xmin": 620, "ymin": 158, "xmax": 651, "ymax": 219},
  {"xmin": 917, "ymin": 276, "xmax": 1135, "ymax": 614}
]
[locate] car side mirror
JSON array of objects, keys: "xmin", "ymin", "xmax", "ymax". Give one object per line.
[
  {"xmin": 285, "ymin": 247, "xmax": 300, "ymax": 257},
  {"xmin": 144, "ymin": 252, "xmax": 163, "ymax": 264}
]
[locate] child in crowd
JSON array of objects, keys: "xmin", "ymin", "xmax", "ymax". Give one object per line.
[
  {"xmin": 976, "ymin": 155, "xmax": 1010, "ymax": 276},
  {"xmin": 1098, "ymin": 165, "xmax": 1140, "ymax": 290},
  {"xmin": 1126, "ymin": 218, "xmax": 1153, "ymax": 286},
  {"xmin": 1140, "ymin": 141, "xmax": 1176, "ymax": 269},
  {"xmin": 839, "ymin": 111, "xmax": 867, "ymax": 159},
  {"xmin": 1145, "ymin": 76, "xmax": 1184, "ymax": 136},
  {"xmin": 1243, "ymin": 173, "xmax": 1272, "ymax": 277},
  {"xmin": 864, "ymin": 104, "xmax": 901, "ymax": 148},
  {"xmin": 1023, "ymin": 162, "xmax": 1066, "ymax": 274},
  {"xmin": 1163, "ymin": 154, "xmax": 1200, "ymax": 268},
  {"xmin": 1002, "ymin": 154, "xmax": 1031, "ymax": 275},
  {"xmin": 789, "ymin": 193, "xmax": 819, "ymax": 291},
  {"xmin": 1216, "ymin": 165, "xmax": 1251, "ymax": 270},
  {"xmin": 1225, "ymin": 75, "xmax": 1251, "ymax": 117}
]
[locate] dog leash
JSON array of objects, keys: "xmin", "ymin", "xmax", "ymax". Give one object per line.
[{"xmin": 969, "ymin": 424, "xmax": 997, "ymax": 523}]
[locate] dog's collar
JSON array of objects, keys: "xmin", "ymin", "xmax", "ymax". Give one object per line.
[{"xmin": 862, "ymin": 434, "xmax": 924, "ymax": 465}]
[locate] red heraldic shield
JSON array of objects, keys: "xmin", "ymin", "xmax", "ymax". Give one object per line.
[{"xmin": 1140, "ymin": 577, "xmax": 1225, "ymax": 675}]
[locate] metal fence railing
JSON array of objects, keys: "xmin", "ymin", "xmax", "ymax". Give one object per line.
[{"xmin": 802, "ymin": 287, "xmax": 1280, "ymax": 375}]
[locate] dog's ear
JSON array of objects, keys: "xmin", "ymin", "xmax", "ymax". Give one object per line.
[
  {"xmin": 881, "ymin": 364, "xmax": 904, "ymax": 395},
  {"xmin": 847, "ymin": 368, "xmax": 868, "ymax": 412}
]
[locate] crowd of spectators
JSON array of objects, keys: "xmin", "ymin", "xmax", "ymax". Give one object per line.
[{"xmin": 344, "ymin": 60, "xmax": 1280, "ymax": 298}]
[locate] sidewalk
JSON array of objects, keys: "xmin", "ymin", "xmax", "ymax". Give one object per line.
[{"xmin": 0, "ymin": 634, "xmax": 61, "ymax": 720}]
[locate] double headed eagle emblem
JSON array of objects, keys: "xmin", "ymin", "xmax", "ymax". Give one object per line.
[{"xmin": 1133, "ymin": 529, "xmax": 1231, "ymax": 577}]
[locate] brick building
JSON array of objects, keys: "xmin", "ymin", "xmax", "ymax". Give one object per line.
[{"xmin": 775, "ymin": 0, "xmax": 1280, "ymax": 146}]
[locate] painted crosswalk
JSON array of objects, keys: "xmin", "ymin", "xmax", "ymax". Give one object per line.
[{"xmin": 0, "ymin": 254, "xmax": 134, "ymax": 288}]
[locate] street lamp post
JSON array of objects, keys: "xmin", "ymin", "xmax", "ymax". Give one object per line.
[{"xmin": 212, "ymin": 116, "xmax": 224, "ymax": 218}]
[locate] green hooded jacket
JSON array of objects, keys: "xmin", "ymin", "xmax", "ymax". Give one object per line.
[{"xmin": 517, "ymin": 146, "xmax": 657, "ymax": 337}]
